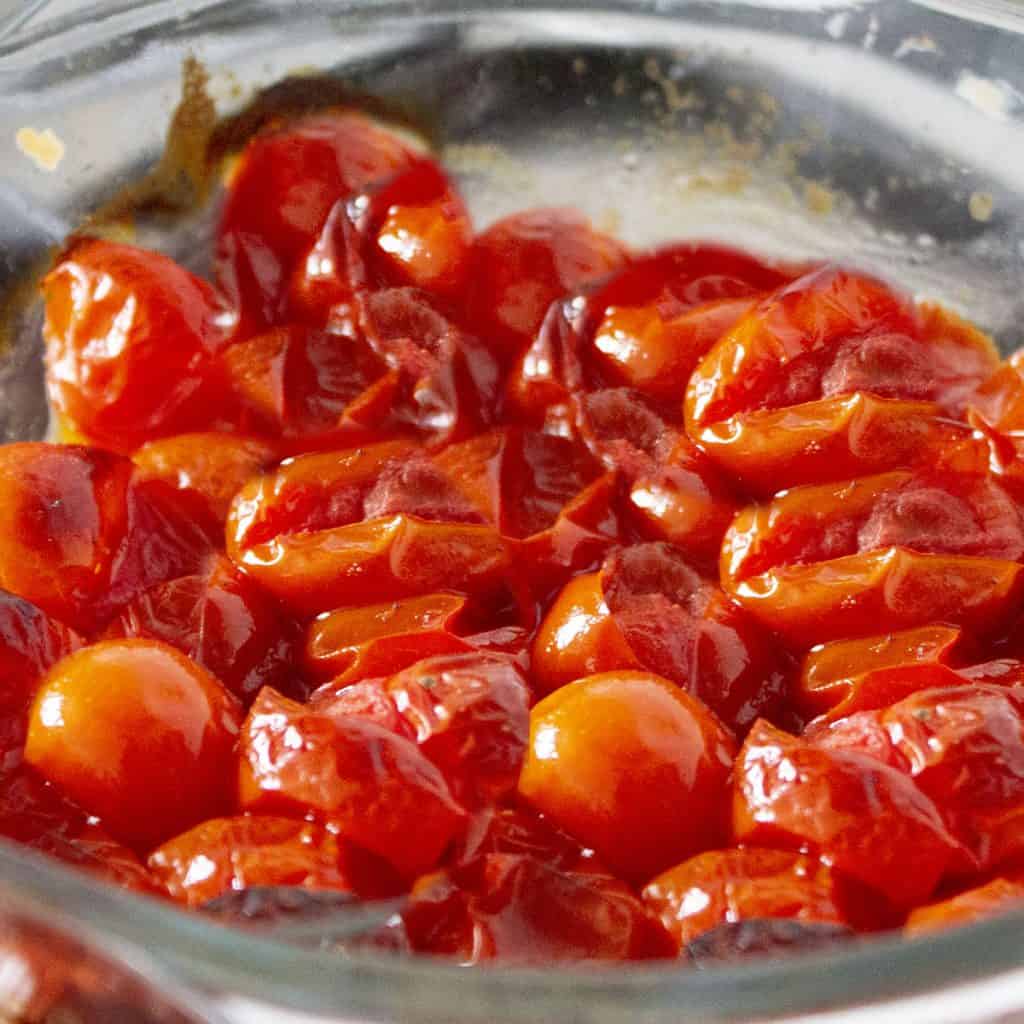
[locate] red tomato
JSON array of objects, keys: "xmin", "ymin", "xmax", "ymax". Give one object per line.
[
  {"xmin": 905, "ymin": 877, "xmax": 1024, "ymax": 936},
  {"xmin": 238, "ymin": 686, "xmax": 465, "ymax": 879},
  {"xmin": 462, "ymin": 209, "xmax": 628, "ymax": 364},
  {"xmin": 43, "ymin": 240, "xmax": 232, "ymax": 451},
  {"xmin": 216, "ymin": 113, "xmax": 413, "ymax": 333},
  {"xmin": 519, "ymin": 671, "xmax": 735, "ymax": 882},
  {"xmin": 733, "ymin": 720, "xmax": 961, "ymax": 909},
  {"xmin": 148, "ymin": 815, "xmax": 400, "ymax": 906},
  {"xmin": 25, "ymin": 640, "xmax": 243, "ymax": 849}
]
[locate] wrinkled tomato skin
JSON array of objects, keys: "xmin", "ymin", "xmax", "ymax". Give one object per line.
[
  {"xmin": 797, "ymin": 625, "xmax": 964, "ymax": 719},
  {"xmin": 531, "ymin": 572, "xmax": 641, "ymax": 697},
  {"xmin": 685, "ymin": 267, "xmax": 998, "ymax": 492},
  {"xmin": 814, "ymin": 684, "xmax": 1024, "ymax": 876},
  {"xmin": 733, "ymin": 720, "xmax": 960, "ymax": 909},
  {"xmin": 905, "ymin": 877, "xmax": 1024, "ymax": 936},
  {"xmin": 381, "ymin": 653, "xmax": 531, "ymax": 807},
  {"xmin": 133, "ymin": 433, "xmax": 277, "ymax": 522},
  {"xmin": 25, "ymin": 640, "xmax": 243, "ymax": 850},
  {"xmin": 107, "ymin": 556, "xmax": 305, "ymax": 706},
  {"xmin": 519, "ymin": 671, "xmax": 735, "ymax": 883},
  {"xmin": 462, "ymin": 209, "xmax": 629, "ymax": 363},
  {"xmin": 238, "ymin": 686, "xmax": 465, "ymax": 880},
  {"xmin": 148, "ymin": 815, "xmax": 401, "ymax": 907},
  {"xmin": 43, "ymin": 240, "xmax": 232, "ymax": 451},
  {"xmin": 641, "ymin": 848, "xmax": 853, "ymax": 951},
  {"xmin": 402, "ymin": 853, "xmax": 674, "ymax": 963},
  {"xmin": 216, "ymin": 113, "xmax": 412, "ymax": 333}
]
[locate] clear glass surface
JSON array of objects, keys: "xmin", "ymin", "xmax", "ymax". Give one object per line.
[{"xmin": 3, "ymin": 0, "xmax": 1024, "ymax": 1020}]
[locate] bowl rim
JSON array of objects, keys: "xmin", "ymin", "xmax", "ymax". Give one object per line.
[{"xmin": 6, "ymin": 0, "xmax": 1024, "ymax": 1018}]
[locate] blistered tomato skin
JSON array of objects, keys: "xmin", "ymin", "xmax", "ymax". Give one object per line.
[
  {"xmin": 148, "ymin": 815, "xmax": 400, "ymax": 907},
  {"xmin": 238, "ymin": 686, "xmax": 465, "ymax": 880},
  {"xmin": 733, "ymin": 720, "xmax": 960, "ymax": 909},
  {"xmin": 721, "ymin": 470, "xmax": 1024, "ymax": 648},
  {"xmin": 519, "ymin": 671, "xmax": 735, "ymax": 883},
  {"xmin": 24, "ymin": 640, "xmax": 243, "ymax": 850},
  {"xmin": 461, "ymin": 209, "xmax": 629, "ymax": 363},
  {"xmin": 43, "ymin": 240, "xmax": 232, "ymax": 451},
  {"xmin": 642, "ymin": 848, "xmax": 852, "ymax": 951},
  {"xmin": 216, "ymin": 113, "xmax": 412, "ymax": 333},
  {"xmin": 685, "ymin": 267, "xmax": 998, "ymax": 492}
]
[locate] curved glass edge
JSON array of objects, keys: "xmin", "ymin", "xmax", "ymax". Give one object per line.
[{"xmin": 3, "ymin": 0, "xmax": 1024, "ymax": 1019}]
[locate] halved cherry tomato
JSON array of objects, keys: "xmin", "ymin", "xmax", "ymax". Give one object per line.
[{"xmin": 905, "ymin": 877, "xmax": 1024, "ymax": 936}]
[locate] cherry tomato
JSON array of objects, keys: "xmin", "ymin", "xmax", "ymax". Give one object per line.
[
  {"xmin": 238, "ymin": 686, "xmax": 465, "ymax": 879},
  {"xmin": 905, "ymin": 877, "xmax": 1024, "ymax": 936},
  {"xmin": 519, "ymin": 671, "xmax": 735, "ymax": 882},
  {"xmin": 721, "ymin": 469, "xmax": 1024, "ymax": 648},
  {"xmin": 0, "ymin": 444, "xmax": 131, "ymax": 633},
  {"xmin": 970, "ymin": 348, "xmax": 1024, "ymax": 434},
  {"xmin": 461, "ymin": 209, "xmax": 628, "ymax": 364},
  {"xmin": 402, "ymin": 853, "xmax": 674, "ymax": 962},
  {"xmin": 25, "ymin": 640, "xmax": 242, "ymax": 849},
  {"xmin": 216, "ymin": 113, "xmax": 413, "ymax": 333},
  {"xmin": 148, "ymin": 815, "xmax": 400, "ymax": 906},
  {"xmin": 797, "ymin": 625, "xmax": 964, "ymax": 719},
  {"xmin": 133, "ymin": 433, "xmax": 276, "ymax": 522},
  {"xmin": 733, "ymin": 720, "xmax": 961, "ymax": 909},
  {"xmin": 43, "ymin": 240, "xmax": 232, "ymax": 451},
  {"xmin": 685, "ymin": 267, "xmax": 997, "ymax": 492},
  {"xmin": 106, "ymin": 556, "xmax": 304, "ymax": 706},
  {"xmin": 642, "ymin": 848, "xmax": 853, "ymax": 950}
]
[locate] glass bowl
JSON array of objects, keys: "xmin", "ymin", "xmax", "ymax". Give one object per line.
[{"xmin": 3, "ymin": 0, "xmax": 1024, "ymax": 1020}]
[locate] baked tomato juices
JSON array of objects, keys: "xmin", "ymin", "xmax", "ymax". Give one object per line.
[{"xmin": 4, "ymin": 109, "xmax": 1024, "ymax": 964}]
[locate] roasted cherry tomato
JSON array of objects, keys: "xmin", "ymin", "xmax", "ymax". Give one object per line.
[
  {"xmin": 733, "ymin": 720, "xmax": 961, "ymax": 909},
  {"xmin": 721, "ymin": 468, "xmax": 1024, "ymax": 648},
  {"xmin": 811, "ymin": 683, "xmax": 1024, "ymax": 876},
  {"xmin": 685, "ymin": 268, "xmax": 997, "ymax": 493},
  {"xmin": 461, "ymin": 209, "xmax": 628, "ymax": 365},
  {"xmin": 905, "ymin": 877, "xmax": 1024, "ymax": 936},
  {"xmin": 43, "ymin": 240, "xmax": 233, "ymax": 451},
  {"xmin": 148, "ymin": 815, "xmax": 400, "ymax": 906},
  {"xmin": 25, "ymin": 640, "xmax": 242, "ymax": 849},
  {"xmin": 519, "ymin": 671, "xmax": 735, "ymax": 882},
  {"xmin": 401, "ymin": 852, "xmax": 674, "ymax": 963},
  {"xmin": 216, "ymin": 113, "xmax": 413, "ymax": 333},
  {"xmin": 238, "ymin": 686, "xmax": 464, "ymax": 879},
  {"xmin": 226, "ymin": 442, "xmax": 511, "ymax": 616},
  {"xmin": 642, "ymin": 848, "xmax": 854, "ymax": 951}
]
